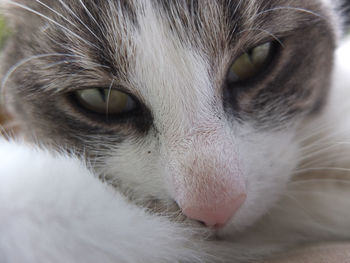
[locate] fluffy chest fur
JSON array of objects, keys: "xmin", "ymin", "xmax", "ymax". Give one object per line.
[{"xmin": 1, "ymin": 0, "xmax": 350, "ymax": 262}]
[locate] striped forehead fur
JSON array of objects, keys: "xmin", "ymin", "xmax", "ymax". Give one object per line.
[
  {"xmin": 2, "ymin": 0, "xmax": 336, "ymax": 59},
  {"xmin": 0, "ymin": 0, "xmax": 337, "ymax": 95}
]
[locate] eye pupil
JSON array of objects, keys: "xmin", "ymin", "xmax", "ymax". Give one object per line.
[{"xmin": 98, "ymin": 88, "xmax": 108, "ymax": 102}]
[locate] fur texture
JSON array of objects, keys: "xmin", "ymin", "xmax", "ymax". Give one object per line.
[
  {"xmin": 0, "ymin": 140, "xmax": 214, "ymax": 263},
  {"xmin": 1, "ymin": 0, "xmax": 350, "ymax": 262}
]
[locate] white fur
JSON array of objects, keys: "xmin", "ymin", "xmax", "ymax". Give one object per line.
[
  {"xmin": 0, "ymin": 140, "xmax": 213, "ymax": 263},
  {"xmin": 319, "ymin": 0, "xmax": 347, "ymax": 40},
  {"xmin": 1, "ymin": 0, "xmax": 350, "ymax": 260},
  {"xmin": 237, "ymin": 37, "xmax": 350, "ymax": 248},
  {"xmin": 98, "ymin": 2, "xmax": 302, "ymax": 232},
  {"xmin": 1, "ymin": 39, "xmax": 350, "ymax": 262}
]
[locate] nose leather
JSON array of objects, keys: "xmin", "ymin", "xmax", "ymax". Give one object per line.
[{"xmin": 182, "ymin": 194, "xmax": 246, "ymax": 227}]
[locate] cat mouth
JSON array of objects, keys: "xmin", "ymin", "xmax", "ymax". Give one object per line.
[
  {"xmin": 107, "ymin": 179, "xmax": 233, "ymax": 236},
  {"xmin": 140, "ymin": 197, "xmax": 233, "ymax": 236}
]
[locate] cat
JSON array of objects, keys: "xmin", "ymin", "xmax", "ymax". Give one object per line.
[{"xmin": 1, "ymin": 0, "xmax": 350, "ymax": 262}]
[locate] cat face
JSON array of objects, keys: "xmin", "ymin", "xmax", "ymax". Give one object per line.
[{"xmin": 1, "ymin": 0, "xmax": 346, "ymax": 232}]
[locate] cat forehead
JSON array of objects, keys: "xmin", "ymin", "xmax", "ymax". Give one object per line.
[
  {"xmin": 2, "ymin": 0, "xmax": 337, "ymax": 46},
  {"xmin": 25, "ymin": 0, "xmax": 330, "ymax": 91},
  {"xmin": 70, "ymin": 0, "xmax": 327, "ymax": 45}
]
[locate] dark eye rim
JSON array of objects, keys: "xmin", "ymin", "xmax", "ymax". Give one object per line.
[
  {"xmin": 67, "ymin": 87, "xmax": 144, "ymax": 124},
  {"xmin": 225, "ymin": 40, "xmax": 281, "ymax": 87}
]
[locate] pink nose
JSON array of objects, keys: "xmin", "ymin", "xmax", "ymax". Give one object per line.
[{"xmin": 182, "ymin": 194, "xmax": 246, "ymax": 227}]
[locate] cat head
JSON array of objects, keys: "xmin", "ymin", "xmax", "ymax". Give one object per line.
[{"xmin": 1, "ymin": 0, "xmax": 349, "ymax": 232}]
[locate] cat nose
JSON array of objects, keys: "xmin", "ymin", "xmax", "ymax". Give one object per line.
[{"xmin": 181, "ymin": 194, "xmax": 246, "ymax": 227}]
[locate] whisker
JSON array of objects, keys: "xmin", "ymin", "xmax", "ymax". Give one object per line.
[
  {"xmin": 297, "ymin": 123, "xmax": 350, "ymax": 145},
  {"xmin": 238, "ymin": 27, "xmax": 284, "ymax": 47},
  {"xmin": 289, "ymin": 178, "xmax": 350, "ymax": 186},
  {"xmin": 0, "ymin": 116, "xmax": 21, "ymax": 139},
  {"xmin": 232, "ymin": 0, "xmax": 244, "ymax": 19},
  {"xmin": 34, "ymin": 0, "xmax": 77, "ymax": 28},
  {"xmin": 105, "ymin": 79, "xmax": 115, "ymax": 121},
  {"xmin": 56, "ymin": 0, "xmax": 103, "ymax": 43},
  {"xmin": 0, "ymin": 124, "xmax": 11, "ymax": 139},
  {"xmin": 1, "ymin": 53, "xmax": 80, "ymax": 100},
  {"xmin": 297, "ymin": 126, "xmax": 333, "ymax": 144},
  {"xmin": 78, "ymin": 0, "xmax": 103, "ymax": 33},
  {"xmin": 276, "ymin": 192, "xmax": 318, "ymax": 219},
  {"xmin": 299, "ymin": 142, "xmax": 350, "ymax": 160},
  {"xmin": 42, "ymin": 59, "xmax": 84, "ymax": 69},
  {"xmin": 275, "ymin": 190, "xmax": 350, "ymax": 236},
  {"xmin": 254, "ymin": 6, "xmax": 325, "ymax": 20},
  {"xmin": 294, "ymin": 110, "xmax": 350, "ymax": 152},
  {"xmin": 3, "ymin": 0, "xmax": 99, "ymax": 50},
  {"xmin": 298, "ymin": 126, "xmax": 350, "ymax": 153},
  {"xmin": 299, "ymin": 155, "xmax": 350, "ymax": 170},
  {"xmin": 293, "ymin": 167, "xmax": 350, "ymax": 175},
  {"xmin": 42, "ymin": 58, "xmax": 109, "ymax": 70}
]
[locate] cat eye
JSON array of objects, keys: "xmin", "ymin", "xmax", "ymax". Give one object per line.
[
  {"xmin": 227, "ymin": 42, "xmax": 274, "ymax": 83},
  {"xmin": 75, "ymin": 88, "xmax": 137, "ymax": 115}
]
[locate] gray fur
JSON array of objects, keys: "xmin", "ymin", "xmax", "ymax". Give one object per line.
[{"xmin": 1, "ymin": 0, "xmax": 350, "ymax": 261}]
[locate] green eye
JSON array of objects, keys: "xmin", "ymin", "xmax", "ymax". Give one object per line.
[
  {"xmin": 228, "ymin": 42, "xmax": 273, "ymax": 82},
  {"xmin": 75, "ymin": 88, "xmax": 137, "ymax": 115}
]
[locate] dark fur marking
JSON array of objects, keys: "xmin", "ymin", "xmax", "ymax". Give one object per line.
[{"xmin": 0, "ymin": 0, "xmax": 340, "ymax": 145}]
